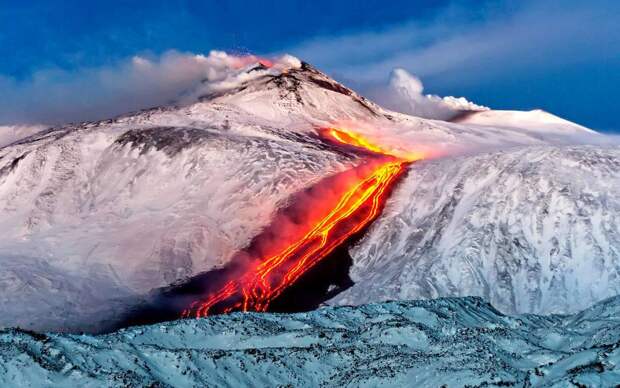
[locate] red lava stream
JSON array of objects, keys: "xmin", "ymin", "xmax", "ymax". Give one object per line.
[{"xmin": 183, "ymin": 128, "xmax": 421, "ymax": 318}]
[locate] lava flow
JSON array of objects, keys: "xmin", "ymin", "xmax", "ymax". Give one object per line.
[{"xmin": 182, "ymin": 127, "xmax": 419, "ymax": 318}]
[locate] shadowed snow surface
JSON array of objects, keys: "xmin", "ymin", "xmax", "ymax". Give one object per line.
[{"xmin": 1, "ymin": 296, "xmax": 619, "ymax": 387}]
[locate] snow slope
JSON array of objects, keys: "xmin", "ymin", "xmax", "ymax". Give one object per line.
[
  {"xmin": 332, "ymin": 145, "xmax": 620, "ymax": 315},
  {"xmin": 0, "ymin": 63, "xmax": 366, "ymax": 332},
  {"xmin": 0, "ymin": 120, "xmax": 355, "ymax": 332},
  {"xmin": 1, "ymin": 296, "xmax": 619, "ymax": 387},
  {"xmin": 0, "ymin": 55, "xmax": 614, "ymax": 332},
  {"xmin": 454, "ymin": 109, "xmax": 596, "ymax": 134}
]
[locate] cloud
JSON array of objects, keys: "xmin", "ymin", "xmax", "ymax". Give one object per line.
[
  {"xmin": 367, "ymin": 68, "xmax": 487, "ymax": 120},
  {"xmin": 0, "ymin": 51, "xmax": 300, "ymax": 125},
  {"xmin": 0, "ymin": 124, "xmax": 47, "ymax": 148},
  {"xmin": 2, "ymin": 0, "xmax": 617, "ymax": 129},
  {"xmin": 284, "ymin": 0, "xmax": 619, "ymax": 93}
]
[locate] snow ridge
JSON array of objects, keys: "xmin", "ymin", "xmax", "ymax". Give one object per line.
[{"xmin": 1, "ymin": 296, "xmax": 619, "ymax": 387}]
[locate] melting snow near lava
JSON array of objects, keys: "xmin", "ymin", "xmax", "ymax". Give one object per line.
[{"xmin": 182, "ymin": 127, "xmax": 419, "ymax": 317}]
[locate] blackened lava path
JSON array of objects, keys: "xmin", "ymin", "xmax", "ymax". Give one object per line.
[{"xmin": 183, "ymin": 128, "xmax": 421, "ymax": 318}]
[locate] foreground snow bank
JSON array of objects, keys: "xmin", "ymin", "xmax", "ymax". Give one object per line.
[{"xmin": 1, "ymin": 296, "xmax": 619, "ymax": 387}]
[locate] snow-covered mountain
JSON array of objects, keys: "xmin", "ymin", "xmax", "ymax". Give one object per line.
[
  {"xmin": 2, "ymin": 295, "xmax": 619, "ymax": 387},
  {"xmin": 0, "ymin": 53, "xmax": 616, "ymax": 332}
]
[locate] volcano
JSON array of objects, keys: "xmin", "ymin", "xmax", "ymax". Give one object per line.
[{"xmin": 0, "ymin": 55, "xmax": 618, "ymax": 333}]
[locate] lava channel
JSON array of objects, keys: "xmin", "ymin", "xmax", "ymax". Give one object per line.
[{"xmin": 182, "ymin": 127, "xmax": 419, "ymax": 318}]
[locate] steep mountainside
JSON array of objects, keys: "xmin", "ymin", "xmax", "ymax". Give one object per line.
[{"xmin": 332, "ymin": 145, "xmax": 620, "ymax": 315}]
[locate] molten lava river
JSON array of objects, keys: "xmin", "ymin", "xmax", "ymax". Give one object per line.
[{"xmin": 183, "ymin": 128, "xmax": 421, "ymax": 318}]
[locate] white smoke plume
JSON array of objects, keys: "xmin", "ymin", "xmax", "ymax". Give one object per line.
[
  {"xmin": 0, "ymin": 51, "xmax": 301, "ymax": 126},
  {"xmin": 371, "ymin": 68, "xmax": 488, "ymax": 120},
  {"xmin": 0, "ymin": 124, "xmax": 48, "ymax": 148}
]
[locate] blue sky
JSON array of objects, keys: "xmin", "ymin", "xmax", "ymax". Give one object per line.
[{"xmin": 1, "ymin": 0, "xmax": 618, "ymax": 131}]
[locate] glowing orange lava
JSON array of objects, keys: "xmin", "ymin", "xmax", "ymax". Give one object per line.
[
  {"xmin": 183, "ymin": 127, "xmax": 415, "ymax": 318},
  {"xmin": 258, "ymin": 59, "xmax": 273, "ymax": 68},
  {"xmin": 323, "ymin": 127, "xmax": 425, "ymax": 162}
]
